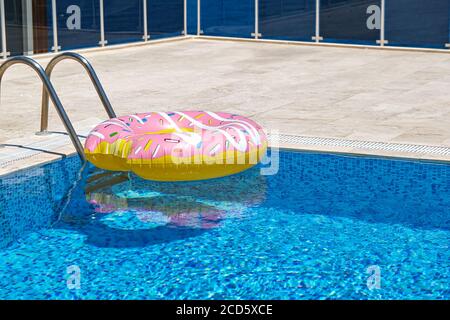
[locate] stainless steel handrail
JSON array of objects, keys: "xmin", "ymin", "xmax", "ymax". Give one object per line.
[
  {"xmin": 40, "ymin": 52, "xmax": 116, "ymax": 133},
  {"xmin": 0, "ymin": 56, "xmax": 86, "ymax": 161}
]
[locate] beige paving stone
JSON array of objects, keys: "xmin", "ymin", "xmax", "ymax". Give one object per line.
[{"xmin": 2, "ymin": 37, "xmax": 450, "ymax": 173}]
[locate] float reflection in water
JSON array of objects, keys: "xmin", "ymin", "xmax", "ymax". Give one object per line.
[{"xmin": 85, "ymin": 166, "xmax": 268, "ymax": 230}]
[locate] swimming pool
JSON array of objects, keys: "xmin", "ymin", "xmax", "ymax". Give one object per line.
[{"xmin": 0, "ymin": 150, "xmax": 448, "ymax": 299}]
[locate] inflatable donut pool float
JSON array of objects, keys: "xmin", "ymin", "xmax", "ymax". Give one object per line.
[{"xmin": 85, "ymin": 111, "xmax": 268, "ymax": 181}]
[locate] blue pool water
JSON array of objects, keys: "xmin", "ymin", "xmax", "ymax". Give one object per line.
[{"xmin": 0, "ymin": 150, "xmax": 448, "ymax": 299}]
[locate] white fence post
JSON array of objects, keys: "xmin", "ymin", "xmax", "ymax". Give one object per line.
[
  {"xmin": 143, "ymin": 0, "xmax": 149, "ymax": 40},
  {"xmin": 377, "ymin": 0, "xmax": 388, "ymax": 46},
  {"xmin": 99, "ymin": 0, "xmax": 107, "ymax": 46},
  {"xmin": 24, "ymin": 0, "xmax": 34, "ymax": 55},
  {"xmin": 197, "ymin": 0, "xmax": 202, "ymax": 35},
  {"xmin": 51, "ymin": 0, "xmax": 60, "ymax": 52},
  {"xmin": 183, "ymin": 0, "xmax": 187, "ymax": 35},
  {"xmin": 251, "ymin": 0, "xmax": 261, "ymax": 39},
  {"xmin": 0, "ymin": 0, "xmax": 10, "ymax": 59},
  {"xmin": 312, "ymin": 0, "xmax": 322, "ymax": 42}
]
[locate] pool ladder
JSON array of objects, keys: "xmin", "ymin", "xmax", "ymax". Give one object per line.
[{"xmin": 0, "ymin": 52, "xmax": 117, "ymax": 162}]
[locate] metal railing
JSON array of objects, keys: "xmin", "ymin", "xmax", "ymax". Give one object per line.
[
  {"xmin": 40, "ymin": 52, "xmax": 116, "ymax": 133},
  {"xmin": 0, "ymin": 56, "xmax": 86, "ymax": 161}
]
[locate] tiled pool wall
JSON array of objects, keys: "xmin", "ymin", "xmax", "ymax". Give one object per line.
[
  {"xmin": 0, "ymin": 156, "xmax": 83, "ymax": 248},
  {"xmin": 1, "ymin": 0, "xmax": 450, "ymax": 58},
  {"xmin": 271, "ymin": 151, "xmax": 450, "ymax": 231}
]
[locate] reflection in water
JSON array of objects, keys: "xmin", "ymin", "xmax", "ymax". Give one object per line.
[
  {"xmin": 86, "ymin": 167, "xmax": 267, "ymax": 230},
  {"xmin": 92, "ymin": 195, "xmax": 227, "ymax": 230},
  {"xmin": 57, "ymin": 166, "xmax": 267, "ymax": 248}
]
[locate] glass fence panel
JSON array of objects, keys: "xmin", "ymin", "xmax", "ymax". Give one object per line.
[
  {"xmin": 53, "ymin": 0, "xmax": 101, "ymax": 50},
  {"xmin": 104, "ymin": 0, "xmax": 144, "ymax": 45},
  {"xmin": 320, "ymin": 0, "xmax": 381, "ymax": 45},
  {"xmin": 201, "ymin": 0, "xmax": 255, "ymax": 38},
  {"xmin": 385, "ymin": 0, "xmax": 450, "ymax": 49},
  {"xmin": 260, "ymin": 0, "xmax": 315, "ymax": 41},
  {"xmin": 2, "ymin": 0, "xmax": 51, "ymax": 56},
  {"xmin": 148, "ymin": 0, "xmax": 184, "ymax": 39},
  {"xmin": 5, "ymin": 0, "xmax": 25, "ymax": 56},
  {"xmin": 32, "ymin": 0, "xmax": 51, "ymax": 54},
  {"xmin": 187, "ymin": 0, "xmax": 198, "ymax": 35}
]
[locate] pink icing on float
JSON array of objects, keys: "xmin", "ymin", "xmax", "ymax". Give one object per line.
[{"xmin": 84, "ymin": 111, "xmax": 268, "ymax": 181}]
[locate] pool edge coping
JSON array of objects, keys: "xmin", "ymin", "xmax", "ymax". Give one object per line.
[{"xmin": 3, "ymin": 135, "xmax": 450, "ymax": 178}]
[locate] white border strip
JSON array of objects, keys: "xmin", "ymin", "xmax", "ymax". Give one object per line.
[
  {"xmin": 2, "ymin": 132, "xmax": 450, "ymax": 174},
  {"xmin": 10, "ymin": 36, "xmax": 190, "ymax": 62},
  {"xmin": 0, "ymin": 119, "xmax": 101, "ymax": 169},
  {"xmin": 271, "ymin": 134, "xmax": 450, "ymax": 157},
  {"xmin": 195, "ymin": 35, "xmax": 450, "ymax": 54},
  {"xmin": 0, "ymin": 137, "xmax": 86, "ymax": 169}
]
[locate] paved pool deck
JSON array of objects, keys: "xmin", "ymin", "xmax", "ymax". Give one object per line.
[{"xmin": 2, "ymin": 37, "xmax": 450, "ymax": 174}]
